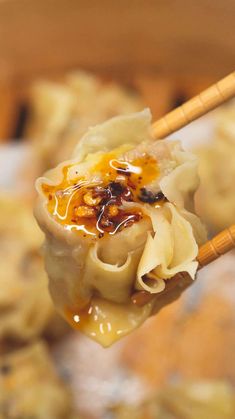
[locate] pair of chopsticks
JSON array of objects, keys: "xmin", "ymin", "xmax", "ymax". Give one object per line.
[{"xmin": 132, "ymin": 72, "xmax": 235, "ymax": 307}]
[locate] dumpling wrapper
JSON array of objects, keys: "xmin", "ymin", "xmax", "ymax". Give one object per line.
[{"xmin": 35, "ymin": 109, "xmax": 206, "ymax": 346}]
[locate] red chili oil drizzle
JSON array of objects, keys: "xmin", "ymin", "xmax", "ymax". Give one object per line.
[{"xmin": 42, "ymin": 151, "xmax": 167, "ymax": 237}]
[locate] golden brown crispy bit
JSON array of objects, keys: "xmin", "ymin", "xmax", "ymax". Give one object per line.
[
  {"xmin": 83, "ymin": 191, "xmax": 101, "ymax": 206},
  {"xmin": 74, "ymin": 206, "xmax": 95, "ymax": 218},
  {"xmin": 108, "ymin": 205, "xmax": 119, "ymax": 217}
]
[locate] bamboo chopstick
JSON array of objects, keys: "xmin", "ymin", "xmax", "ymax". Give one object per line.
[
  {"xmin": 197, "ymin": 224, "xmax": 235, "ymax": 267},
  {"xmin": 151, "ymin": 72, "xmax": 235, "ymax": 139},
  {"xmin": 132, "ymin": 224, "xmax": 235, "ymax": 307}
]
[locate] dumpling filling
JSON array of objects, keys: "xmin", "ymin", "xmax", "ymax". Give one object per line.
[{"xmin": 35, "ymin": 109, "xmax": 206, "ymax": 346}]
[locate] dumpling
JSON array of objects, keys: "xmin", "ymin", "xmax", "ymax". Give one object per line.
[
  {"xmin": 109, "ymin": 381, "xmax": 235, "ymax": 419},
  {"xmin": 0, "ymin": 194, "xmax": 68, "ymax": 343},
  {"xmin": 195, "ymin": 101, "xmax": 235, "ymax": 233},
  {"xmin": 0, "ymin": 341, "xmax": 78, "ymax": 419},
  {"xmin": 35, "ymin": 109, "xmax": 206, "ymax": 347},
  {"xmin": 27, "ymin": 71, "xmax": 143, "ymax": 170}
]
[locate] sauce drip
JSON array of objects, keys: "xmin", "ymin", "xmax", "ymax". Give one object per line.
[
  {"xmin": 64, "ymin": 297, "xmax": 150, "ymax": 347},
  {"xmin": 42, "ymin": 149, "xmax": 166, "ymax": 237},
  {"xmin": 64, "ymin": 301, "xmax": 127, "ymax": 346}
]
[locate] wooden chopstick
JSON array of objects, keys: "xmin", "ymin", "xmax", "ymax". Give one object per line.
[
  {"xmin": 197, "ymin": 224, "xmax": 235, "ymax": 267},
  {"xmin": 151, "ymin": 72, "xmax": 235, "ymax": 139},
  {"xmin": 132, "ymin": 224, "xmax": 235, "ymax": 307}
]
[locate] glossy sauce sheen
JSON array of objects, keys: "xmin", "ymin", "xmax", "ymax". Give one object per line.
[
  {"xmin": 64, "ymin": 297, "xmax": 151, "ymax": 347},
  {"xmin": 42, "ymin": 149, "xmax": 164, "ymax": 238}
]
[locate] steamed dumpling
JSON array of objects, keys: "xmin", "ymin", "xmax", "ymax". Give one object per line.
[
  {"xmin": 27, "ymin": 71, "xmax": 143, "ymax": 170},
  {"xmin": 35, "ymin": 109, "xmax": 206, "ymax": 346}
]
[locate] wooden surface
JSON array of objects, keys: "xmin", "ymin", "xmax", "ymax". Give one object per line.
[
  {"xmin": 0, "ymin": 84, "xmax": 19, "ymax": 139},
  {"xmin": 0, "ymin": 0, "xmax": 234, "ymax": 82},
  {"xmin": 0, "ymin": 1, "xmax": 233, "ymax": 140}
]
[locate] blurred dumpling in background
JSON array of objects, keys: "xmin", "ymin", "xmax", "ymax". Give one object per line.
[
  {"xmin": 0, "ymin": 341, "xmax": 80, "ymax": 419},
  {"xmin": 0, "ymin": 194, "xmax": 68, "ymax": 346},
  {"xmin": 216, "ymin": 100, "xmax": 235, "ymax": 140},
  {"xmin": 110, "ymin": 381, "xmax": 235, "ymax": 419},
  {"xmin": 195, "ymin": 101, "xmax": 235, "ymax": 233},
  {"xmin": 26, "ymin": 71, "xmax": 144, "ymax": 170}
]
